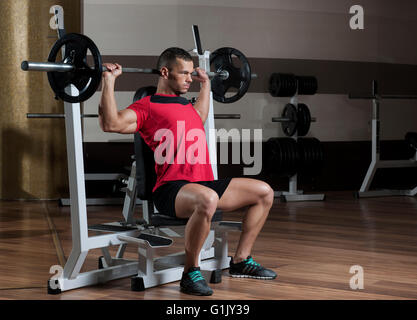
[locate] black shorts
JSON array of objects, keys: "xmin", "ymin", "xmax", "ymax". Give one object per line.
[{"xmin": 152, "ymin": 178, "xmax": 232, "ymax": 218}]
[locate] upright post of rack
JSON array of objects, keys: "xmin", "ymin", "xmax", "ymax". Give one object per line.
[
  {"xmin": 349, "ymin": 80, "xmax": 417, "ymax": 198},
  {"xmin": 192, "ymin": 25, "xmax": 218, "ymax": 179}
]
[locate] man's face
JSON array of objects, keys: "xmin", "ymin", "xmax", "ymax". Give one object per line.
[{"xmin": 166, "ymin": 58, "xmax": 194, "ymax": 95}]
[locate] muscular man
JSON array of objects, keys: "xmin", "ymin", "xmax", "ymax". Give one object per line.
[{"xmin": 99, "ymin": 47, "xmax": 276, "ymax": 296}]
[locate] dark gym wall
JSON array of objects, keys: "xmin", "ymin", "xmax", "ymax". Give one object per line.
[{"xmin": 0, "ymin": 0, "xmax": 81, "ymax": 199}]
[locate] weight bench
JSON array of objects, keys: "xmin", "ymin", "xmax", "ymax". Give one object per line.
[{"xmin": 105, "ymin": 129, "xmax": 240, "ymax": 291}]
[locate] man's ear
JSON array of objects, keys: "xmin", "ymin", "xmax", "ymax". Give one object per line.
[{"xmin": 160, "ymin": 66, "xmax": 169, "ymax": 79}]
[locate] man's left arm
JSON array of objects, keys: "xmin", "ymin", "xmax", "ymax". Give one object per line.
[{"xmin": 192, "ymin": 68, "xmax": 211, "ymax": 124}]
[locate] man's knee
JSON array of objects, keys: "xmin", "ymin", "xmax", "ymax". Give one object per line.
[
  {"xmin": 195, "ymin": 190, "xmax": 219, "ymax": 219},
  {"xmin": 258, "ymin": 182, "xmax": 274, "ymax": 208}
]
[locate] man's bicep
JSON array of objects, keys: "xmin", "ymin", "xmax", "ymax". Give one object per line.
[
  {"xmin": 118, "ymin": 108, "xmax": 139, "ymax": 134},
  {"xmin": 195, "ymin": 107, "xmax": 208, "ymax": 125}
]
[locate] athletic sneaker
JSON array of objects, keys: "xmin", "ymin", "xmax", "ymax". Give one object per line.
[
  {"xmin": 180, "ymin": 267, "xmax": 213, "ymax": 296},
  {"xmin": 229, "ymin": 256, "xmax": 277, "ymax": 279}
]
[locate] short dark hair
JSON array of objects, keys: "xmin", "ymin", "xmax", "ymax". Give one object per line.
[{"xmin": 156, "ymin": 47, "xmax": 193, "ymax": 71}]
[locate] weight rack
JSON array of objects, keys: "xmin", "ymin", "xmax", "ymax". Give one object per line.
[
  {"xmin": 270, "ymin": 75, "xmax": 325, "ymax": 202},
  {"xmin": 349, "ymin": 80, "xmax": 417, "ymax": 198}
]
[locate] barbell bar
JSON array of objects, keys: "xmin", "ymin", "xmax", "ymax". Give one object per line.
[
  {"xmin": 27, "ymin": 113, "xmax": 241, "ymax": 119},
  {"xmin": 272, "ymin": 117, "xmax": 316, "ymax": 122},
  {"xmin": 21, "ymin": 61, "xmax": 231, "ymax": 80}
]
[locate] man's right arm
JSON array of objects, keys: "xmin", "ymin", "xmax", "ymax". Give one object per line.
[{"xmin": 98, "ymin": 63, "xmax": 138, "ymax": 134}]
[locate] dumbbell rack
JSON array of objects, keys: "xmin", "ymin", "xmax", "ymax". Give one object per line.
[
  {"xmin": 349, "ymin": 80, "xmax": 417, "ymax": 198},
  {"xmin": 272, "ymin": 93, "xmax": 325, "ymax": 202}
]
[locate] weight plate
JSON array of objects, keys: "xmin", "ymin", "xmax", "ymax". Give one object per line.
[
  {"xmin": 297, "ymin": 76, "xmax": 318, "ymax": 95},
  {"xmin": 312, "ymin": 138, "xmax": 324, "ymax": 173},
  {"xmin": 302, "ymin": 138, "xmax": 312, "ymax": 172},
  {"xmin": 278, "ymin": 73, "xmax": 297, "ymax": 97},
  {"xmin": 47, "ymin": 33, "xmax": 102, "ymax": 103},
  {"xmin": 297, "ymin": 104, "xmax": 306, "ymax": 136},
  {"xmin": 285, "ymin": 138, "xmax": 298, "ymax": 177},
  {"xmin": 279, "ymin": 138, "xmax": 289, "ymax": 176},
  {"xmin": 296, "ymin": 138, "xmax": 305, "ymax": 172},
  {"xmin": 281, "ymin": 103, "xmax": 298, "ymax": 137},
  {"xmin": 271, "ymin": 138, "xmax": 281, "ymax": 174},
  {"xmin": 210, "ymin": 47, "xmax": 251, "ymax": 104},
  {"xmin": 264, "ymin": 138, "xmax": 276, "ymax": 174},
  {"xmin": 297, "ymin": 103, "xmax": 311, "ymax": 136},
  {"xmin": 268, "ymin": 73, "xmax": 279, "ymax": 97}
]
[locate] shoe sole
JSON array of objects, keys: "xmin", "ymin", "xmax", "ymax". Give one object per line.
[
  {"xmin": 229, "ymin": 274, "xmax": 277, "ymax": 280},
  {"xmin": 180, "ymin": 287, "xmax": 213, "ymax": 296}
]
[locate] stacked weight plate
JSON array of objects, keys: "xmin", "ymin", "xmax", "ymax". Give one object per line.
[
  {"xmin": 264, "ymin": 137, "xmax": 324, "ymax": 177},
  {"xmin": 269, "ymin": 73, "xmax": 298, "ymax": 97},
  {"xmin": 269, "ymin": 73, "xmax": 318, "ymax": 97},
  {"xmin": 297, "ymin": 138, "xmax": 324, "ymax": 176}
]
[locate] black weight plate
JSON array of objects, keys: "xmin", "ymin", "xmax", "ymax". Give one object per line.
[
  {"xmin": 283, "ymin": 137, "xmax": 297, "ymax": 177},
  {"xmin": 267, "ymin": 138, "xmax": 280, "ymax": 174},
  {"xmin": 296, "ymin": 104, "xmax": 306, "ymax": 136},
  {"xmin": 297, "ymin": 76, "xmax": 318, "ymax": 95},
  {"xmin": 47, "ymin": 33, "xmax": 102, "ymax": 103},
  {"xmin": 311, "ymin": 138, "xmax": 319, "ymax": 166},
  {"xmin": 271, "ymin": 138, "xmax": 282, "ymax": 173},
  {"xmin": 264, "ymin": 138, "xmax": 277, "ymax": 174},
  {"xmin": 304, "ymin": 138, "xmax": 312, "ymax": 171},
  {"xmin": 210, "ymin": 47, "xmax": 251, "ymax": 103},
  {"xmin": 312, "ymin": 138, "xmax": 324, "ymax": 173},
  {"xmin": 297, "ymin": 138, "xmax": 305, "ymax": 173},
  {"xmin": 273, "ymin": 138, "xmax": 282, "ymax": 175},
  {"xmin": 286, "ymin": 138, "xmax": 298, "ymax": 177},
  {"xmin": 277, "ymin": 73, "xmax": 297, "ymax": 97},
  {"xmin": 308, "ymin": 138, "xmax": 319, "ymax": 175},
  {"xmin": 308, "ymin": 138, "xmax": 315, "ymax": 169},
  {"xmin": 278, "ymin": 138, "xmax": 288, "ymax": 176},
  {"xmin": 274, "ymin": 138, "xmax": 284, "ymax": 175},
  {"xmin": 303, "ymin": 138, "xmax": 313, "ymax": 172},
  {"xmin": 282, "ymin": 138, "xmax": 291, "ymax": 176},
  {"xmin": 311, "ymin": 138, "xmax": 322, "ymax": 175},
  {"xmin": 269, "ymin": 73, "xmax": 279, "ymax": 97},
  {"xmin": 295, "ymin": 138, "xmax": 303, "ymax": 172},
  {"xmin": 297, "ymin": 103, "xmax": 311, "ymax": 136},
  {"xmin": 281, "ymin": 103, "xmax": 298, "ymax": 137},
  {"xmin": 270, "ymin": 138, "xmax": 280, "ymax": 174}
]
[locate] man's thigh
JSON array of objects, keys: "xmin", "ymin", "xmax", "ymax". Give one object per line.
[
  {"xmin": 217, "ymin": 178, "xmax": 272, "ymax": 212},
  {"xmin": 174, "ymin": 183, "xmax": 217, "ymax": 219}
]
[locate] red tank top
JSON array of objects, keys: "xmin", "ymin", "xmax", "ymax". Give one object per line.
[{"xmin": 128, "ymin": 94, "xmax": 214, "ymax": 192}]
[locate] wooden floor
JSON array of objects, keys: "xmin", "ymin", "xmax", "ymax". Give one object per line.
[{"xmin": 1, "ymin": 191, "xmax": 417, "ymax": 300}]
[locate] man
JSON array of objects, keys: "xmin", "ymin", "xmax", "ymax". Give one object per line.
[{"xmin": 99, "ymin": 47, "xmax": 276, "ymax": 296}]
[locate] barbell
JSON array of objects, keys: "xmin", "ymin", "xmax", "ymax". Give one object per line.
[
  {"xmin": 26, "ymin": 113, "xmax": 241, "ymax": 120},
  {"xmin": 21, "ymin": 61, "xmax": 230, "ymax": 80},
  {"xmin": 272, "ymin": 103, "xmax": 316, "ymax": 137},
  {"xmin": 21, "ymin": 33, "xmax": 256, "ymax": 104}
]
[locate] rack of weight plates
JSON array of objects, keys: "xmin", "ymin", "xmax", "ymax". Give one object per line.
[{"xmin": 266, "ymin": 73, "xmax": 325, "ymax": 202}]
